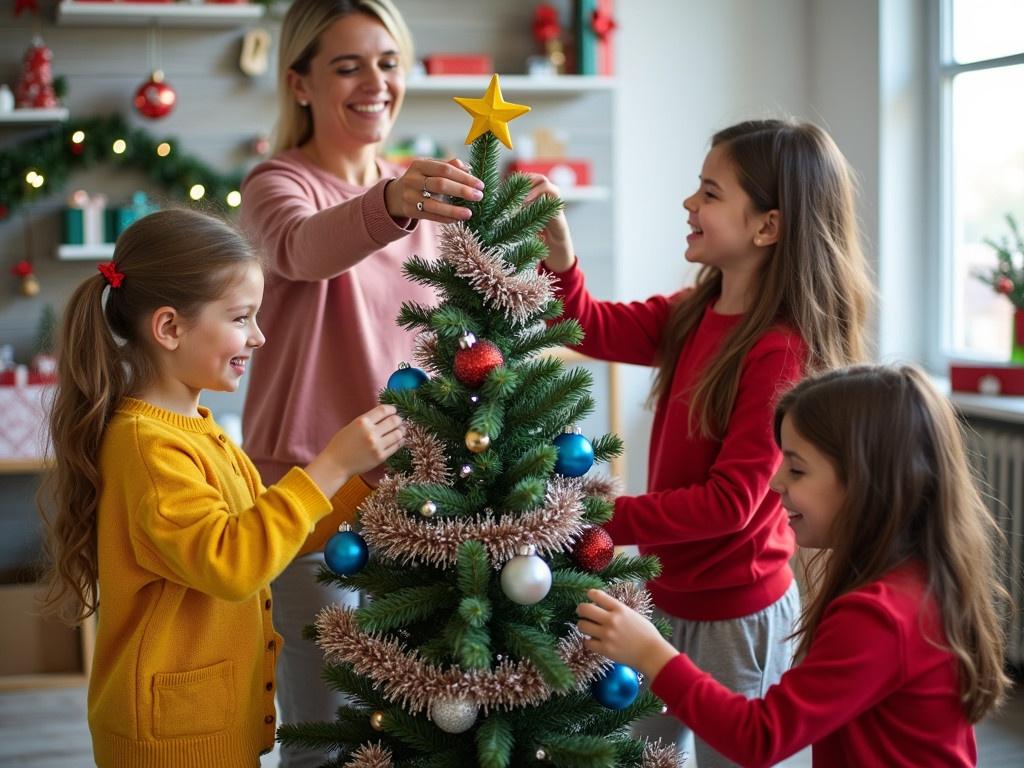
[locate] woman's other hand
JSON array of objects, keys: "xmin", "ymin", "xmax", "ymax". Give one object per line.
[{"xmin": 524, "ymin": 173, "xmax": 576, "ymax": 272}]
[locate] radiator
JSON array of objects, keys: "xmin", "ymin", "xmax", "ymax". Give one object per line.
[{"xmin": 963, "ymin": 421, "xmax": 1024, "ymax": 668}]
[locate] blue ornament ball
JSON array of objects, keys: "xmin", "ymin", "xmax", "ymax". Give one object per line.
[
  {"xmin": 553, "ymin": 430, "xmax": 594, "ymax": 477},
  {"xmin": 386, "ymin": 364, "xmax": 428, "ymax": 392},
  {"xmin": 591, "ymin": 663, "xmax": 640, "ymax": 710},
  {"xmin": 324, "ymin": 529, "xmax": 369, "ymax": 576}
]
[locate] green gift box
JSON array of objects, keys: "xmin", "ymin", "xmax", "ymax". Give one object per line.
[
  {"xmin": 105, "ymin": 207, "xmax": 135, "ymax": 242},
  {"xmin": 63, "ymin": 208, "xmax": 84, "ymax": 245}
]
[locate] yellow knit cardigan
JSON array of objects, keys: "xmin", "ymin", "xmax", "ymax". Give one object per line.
[{"xmin": 87, "ymin": 398, "xmax": 369, "ymax": 768}]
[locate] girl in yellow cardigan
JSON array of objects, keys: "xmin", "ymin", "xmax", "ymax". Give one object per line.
[{"xmin": 38, "ymin": 209, "xmax": 405, "ymax": 768}]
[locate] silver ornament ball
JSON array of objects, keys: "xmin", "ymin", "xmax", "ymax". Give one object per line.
[
  {"xmin": 500, "ymin": 545, "xmax": 552, "ymax": 605},
  {"xmin": 430, "ymin": 696, "xmax": 478, "ymax": 734},
  {"xmin": 420, "ymin": 500, "xmax": 437, "ymax": 517},
  {"xmin": 535, "ymin": 748, "xmax": 548, "ymax": 760}
]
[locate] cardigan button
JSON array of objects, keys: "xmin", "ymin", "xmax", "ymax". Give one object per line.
[
  {"xmin": 265, "ymin": 599, "xmax": 272, "ymax": 610},
  {"xmin": 265, "ymin": 681, "xmax": 273, "ymax": 691},
  {"xmin": 217, "ymin": 434, "xmax": 227, "ymax": 442},
  {"xmin": 264, "ymin": 714, "xmax": 274, "ymax": 724},
  {"xmin": 267, "ymin": 639, "xmax": 276, "ymax": 651}
]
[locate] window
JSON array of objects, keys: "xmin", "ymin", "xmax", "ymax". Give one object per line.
[{"xmin": 940, "ymin": 0, "xmax": 1024, "ymax": 360}]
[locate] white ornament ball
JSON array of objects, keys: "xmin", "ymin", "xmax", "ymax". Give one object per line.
[
  {"xmin": 500, "ymin": 545, "xmax": 552, "ymax": 605},
  {"xmin": 430, "ymin": 696, "xmax": 478, "ymax": 733}
]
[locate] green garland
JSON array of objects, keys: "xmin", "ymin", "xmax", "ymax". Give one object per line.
[{"xmin": 0, "ymin": 113, "xmax": 245, "ymax": 219}]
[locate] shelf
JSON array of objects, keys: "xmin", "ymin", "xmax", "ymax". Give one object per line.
[
  {"xmin": 57, "ymin": 243, "xmax": 115, "ymax": 261},
  {"xmin": 0, "ymin": 109, "xmax": 69, "ymax": 125},
  {"xmin": 405, "ymin": 75, "xmax": 617, "ymax": 95},
  {"xmin": 0, "ymin": 459, "xmax": 48, "ymax": 475},
  {"xmin": 560, "ymin": 186, "xmax": 609, "ymax": 203},
  {"xmin": 56, "ymin": 1, "xmax": 264, "ymax": 28}
]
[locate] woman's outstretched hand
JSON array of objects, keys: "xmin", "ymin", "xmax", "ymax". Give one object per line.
[
  {"xmin": 523, "ymin": 173, "xmax": 576, "ymax": 273},
  {"xmin": 385, "ymin": 157, "xmax": 484, "ymax": 224},
  {"xmin": 577, "ymin": 588, "xmax": 679, "ymax": 682}
]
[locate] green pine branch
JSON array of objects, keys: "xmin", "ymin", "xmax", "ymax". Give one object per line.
[
  {"xmin": 581, "ymin": 496, "xmax": 615, "ymax": 525},
  {"xmin": 600, "ymin": 553, "xmax": 662, "ymax": 584},
  {"xmin": 398, "ymin": 483, "xmax": 477, "ymax": 517},
  {"xmin": 501, "ymin": 622, "xmax": 575, "ymax": 691},
  {"xmin": 536, "ymin": 733, "xmax": 618, "ymax": 768},
  {"xmin": 509, "ymin": 319, "xmax": 584, "ymax": 357},
  {"xmin": 396, "ymin": 301, "xmax": 435, "ymax": 331},
  {"xmin": 355, "ymin": 584, "xmax": 452, "ymax": 633},
  {"xmin": 475, "ymin": 713, "xmax": 515, "ymax": 768},
  {"xmin": 505, "ymin": 444, "xmax": 558, "ymax": 486},
  {"xmin": 457, "ymin": 540, "xmax": 491, "ymax": 597},
  {"xmin": 316, "ymin": 560, "xmax": 441, "ymax": 596},
  {"xmin": 501, "ymin": 476, "xmax": 547, "ymax": 512},
  {"xmin": 503, "ymin": 235, "xmax": 549, "ymax": 272},
  {"xmin": 467, "ymin": 133, "xmax": 504, "ymax": 230},
  {"xmin": 590, "ymin": 433, "xmax": 625, "ymax": 462},
  {"xmin": 488, "ymin": 195, "xmax": 564, "ymax": 251},
  {"xmin": 469, "ymin": 399, "xmax": 505, "ymax": 442}
]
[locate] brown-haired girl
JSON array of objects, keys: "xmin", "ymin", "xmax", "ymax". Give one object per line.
[
  {"xmin": 532, "ymin": 119, "xmax": 873, "ymax": 765},
  {"xmin": 38, "ymin": 209, "xmax": 404, "ymax": 768},
  {"xmin": 577, "ymin": 364, "xmax": 1009, "ymax": 766}
]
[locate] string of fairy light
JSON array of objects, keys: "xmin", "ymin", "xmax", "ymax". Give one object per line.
[{"xmin": 0, "ymin": 113, "xmax": 245, "ymax": 220}]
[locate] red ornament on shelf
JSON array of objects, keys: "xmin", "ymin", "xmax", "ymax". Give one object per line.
[
  {"xmin": 453, "ymin": 333, "xmax": 503, "ymax": 388},
  {"xmin": 133, "ymin": 70, "xmax": 177, "ymax": 120},
  {"xmin": 574, "ymin": 526, "xmax": 614, "ymax": 573},
  {"xmin": 14, "ymin": 37, "xmax": 58, "ymax": 109}
]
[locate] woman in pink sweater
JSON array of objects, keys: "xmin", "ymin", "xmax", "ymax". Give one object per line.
[
  {"xmin": 238, "ymin": 2, "xmax": 482, "ymax": 765},
  {"xmin": 578, "ymin": 365, "xmax": 1009, "ymax": 767}
]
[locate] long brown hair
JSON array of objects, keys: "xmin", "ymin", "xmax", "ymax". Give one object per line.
[
  {"xmin": 273, "ymin": 0, "xmax": 413, "ymax": 153},
  {"xmin": 776, "ymin": 365, "xmax": 1009, "ymax": 723},
  {"xmin": 39, "ymin": 209, "xmax": 262, "ymax": 624},
  {"xmin": 651, "ymin": 119, "xmax": 873, "ymax": 438}
]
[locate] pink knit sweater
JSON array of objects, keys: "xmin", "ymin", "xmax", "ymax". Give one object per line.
[{"xmin": 239, "ymin": 150, "xmax": 438, "ymax": 484}]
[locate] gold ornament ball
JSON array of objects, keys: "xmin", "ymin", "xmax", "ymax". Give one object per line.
[
  {"xmin": 465, "ymin": 430, "xmax": 490, "ymax": 453},
  {"xmin": 20, "ymin": 274, "xmax": 40, "ymax": 297},
  {"xmin": 420, "ymin": 500, "xmax": 437, "ymax": 518},
  {"xmin": 370, "ymin": 711, "xmax": 385, "ymax": 731}
]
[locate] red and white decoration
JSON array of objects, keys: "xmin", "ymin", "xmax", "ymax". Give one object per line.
[
  {"xmin": 0, "ymin": 367, "xmax": 53, "ymax": 460},
  {"xmin": 14, "ymin": 37, "xmax": 58, "ymax": 109},
  {"xmin": 133, "ymin": 70, "xmax": 176, "ymax": 120},
  {"xmin": 453, "ymin": 332, "xmax": 504, "ymax": 388}
]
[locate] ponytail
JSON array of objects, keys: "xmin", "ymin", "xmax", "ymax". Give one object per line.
[{"xmin": 39, "ymin": 274, "xmax": 130, "ymax": 623}]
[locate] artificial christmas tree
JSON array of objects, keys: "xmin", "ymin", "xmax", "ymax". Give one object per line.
[{"xmin": 282, "ymin": 75, "xmax": 682, "ymax": 768}]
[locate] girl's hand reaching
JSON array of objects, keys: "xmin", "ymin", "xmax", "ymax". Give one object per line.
[
  {"xmin": 524, "ymin": 173, "xmax": 576, "ymax": 273},
  {"xmin": 304, "ymin": 404, "xmax": 405, "ymax": 498},
  {"xmin": 385, "ymin": 158, "xmax": 485, "ymax": 224},
  {"xmin": 577, "ymin": 589, "xmax": 679, "ymax": 682}
]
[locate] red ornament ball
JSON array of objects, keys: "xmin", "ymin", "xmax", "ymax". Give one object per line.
[
  {"xmin": 574, "ymin": 527, "xmax": 614, "ymax": 572},
  {"xmin": 133, "ymin": 71, "xmax": 176, "ymax": 120},
  {"xmin": 997, "ymin": 276, "xmax": 1014, "ymax": 295},
  {"xmin": 453, "ymin": 338, "xmax": 504, "ymax": 388}
]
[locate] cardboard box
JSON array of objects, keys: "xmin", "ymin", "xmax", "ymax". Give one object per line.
[
  {"xmin": 507, "ymin": 159, "xmax": 592, "ymax": 187},
  {"xmin": 0, "ymin": 583, "xmax": 82, "ymax": 677},
  {"xmin": 950, "ymin": 363, "xmax": 1024, "ymax": 396},
  {"xmin": 424, "ymin": 54, "xmax": 492, "ymax": 76}
]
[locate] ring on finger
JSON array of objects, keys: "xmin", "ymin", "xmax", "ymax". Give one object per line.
[
  {"xmin": 421, "ymin": 188, "xmax": 431, "ymax": 198},
  {"xmin": 416, "ymin": 201, "xmax": 425, "ymax": 212}
]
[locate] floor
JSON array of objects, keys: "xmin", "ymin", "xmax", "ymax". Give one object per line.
[{"xmin": 0, "ymin": 684, "xmax": 1021, "ymax": 767}]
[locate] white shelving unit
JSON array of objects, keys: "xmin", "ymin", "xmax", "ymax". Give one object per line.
[
  {"xmin": 56, "ymin": 0, "xmax": 263, "ymax": 28},
  {"xmin": 0, "ymin": 108, "xmax": 69, "ymax": 125},
  {"xmin": 406, "ymin": 75, "xmax": 617, "ymax": 95},
  {"xmin": 56, "ymin": 243, "xmax": 115, "ymax": 261}
]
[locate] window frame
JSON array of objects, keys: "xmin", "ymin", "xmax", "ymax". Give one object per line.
[{"xmin": 931, "ymin": 0, "xmax": 1024, "ymax": 367}]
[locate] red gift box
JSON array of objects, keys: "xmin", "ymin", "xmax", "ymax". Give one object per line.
[
  {"xmin": 507, "ymin": 159, "xmax": 592, "ymax": 187},
  {"xmin": 424, "ymin": 54, "xmax": 493, "ymax": 76},
  {"xmin": 950, "ymin": 363, "xmax": 1024, "ymax": 396}
]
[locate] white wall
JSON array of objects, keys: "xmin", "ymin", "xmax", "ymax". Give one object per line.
[{"xmin": 614, "ymin": 0, "xmax": 812, "ymax": 491}]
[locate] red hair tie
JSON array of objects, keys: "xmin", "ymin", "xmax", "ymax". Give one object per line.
[{"xmin": 97, "ymin": 261, "xmax": 125, "ymax": 288}]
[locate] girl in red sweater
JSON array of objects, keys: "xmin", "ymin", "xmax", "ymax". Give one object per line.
[
  {"xmin": 577, "ymin": 364, "xmax": 1009, "ymax": 767},
  {"xmin": 534, "ymin": 119, "xmax": 872, "ymax": 765}
]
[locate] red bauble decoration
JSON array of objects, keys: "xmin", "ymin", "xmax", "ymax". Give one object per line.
[
  {"xmin": 453, "ymin": 334, "xmax": 504, "ymax": 388},
  {"xmin": 574, "ymin": 527, "xmax": 614, "ymax": 573},
  {"xmin": 133, "ymin": 70, "xmax": 176, "ymax": 120},
  {"xmin": 15, "ymin": 38, "xmax": 58, "ymax": 109},
  {"xmin": 997, "ymin": 276, "xmax": 1014, "ymax": 295}
]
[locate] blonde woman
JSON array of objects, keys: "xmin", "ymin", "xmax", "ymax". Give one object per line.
[{"xmin": 239, "ymin": 2, "xmax": 482, "ymax": 764}]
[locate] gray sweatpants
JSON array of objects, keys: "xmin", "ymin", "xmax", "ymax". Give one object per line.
[
  {"xmin": 633, "ymin": 581, "xmax": 801, "ymax": 767},
  {"xmin": 271, "ymin": 551, "xmax": 360, "ymax": 768}
]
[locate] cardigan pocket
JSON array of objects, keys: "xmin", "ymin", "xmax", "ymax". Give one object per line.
[{"xmin": 152, "ymin": 659, "xmax": 235, "ymax": 738}]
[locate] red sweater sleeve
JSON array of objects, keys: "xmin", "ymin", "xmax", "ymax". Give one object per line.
[
  {"xmin": 651, "ymin": 592, "xmax": 906, "ymax": 767},
  {"xmin": 240, "ymin": 159, "xmax": 415, "ymax": 282},
  {"xmin": 604, "ymin": 337, "xmax": 802, "ymax": 544},
  {"xmin": 547, "ymin": 261, "xmax": 679, "ymax": 366}
]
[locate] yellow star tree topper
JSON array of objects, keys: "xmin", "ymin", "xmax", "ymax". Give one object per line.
[{"xmin": 453, "ymin": 73, "xmax": 531, "ymax": 150}]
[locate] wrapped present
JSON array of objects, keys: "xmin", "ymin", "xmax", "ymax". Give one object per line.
[
  {"xmin": 106, "ymin": 191, "xmax": 158, "ymax": 242},
  {"xmin": 574, "ymin": 0, "xmax": 598, "ymax": 75},
  {"xmin": 0, "ymin": 366, "xmax": 53, "ymax": 461},
  {"xmin": 62, "ymin": 189, "xmax": 88, "ymax": 245},
  {"xmin": 950, "ymin": 363, "xmax": 1024, "ymax": 396}
]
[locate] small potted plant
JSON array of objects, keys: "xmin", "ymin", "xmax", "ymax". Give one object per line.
[{"xmin": 974, "ymin": 213, "xmax": 1024, "ymax": 363}]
